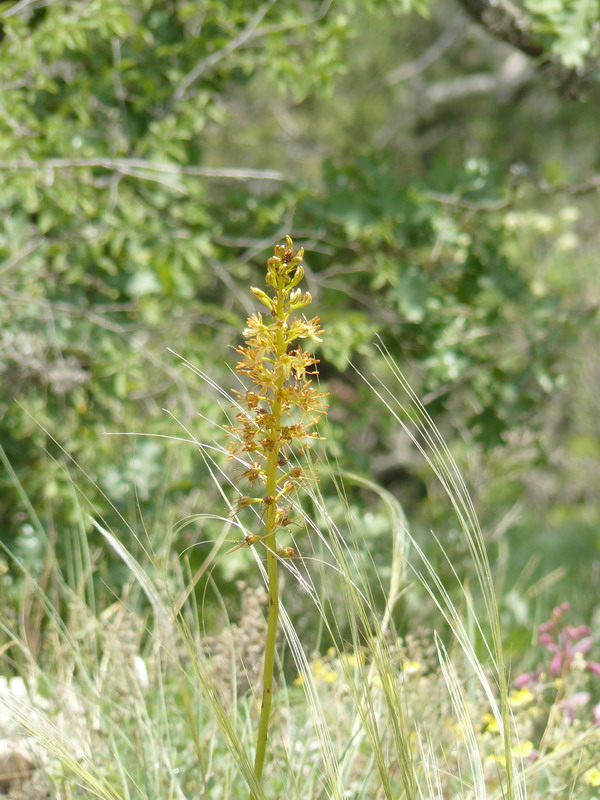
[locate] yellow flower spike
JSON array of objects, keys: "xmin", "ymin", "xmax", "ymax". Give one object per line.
[{"xmin": 227, "ymin": 237, "xmax": 327, "ymax": 800}]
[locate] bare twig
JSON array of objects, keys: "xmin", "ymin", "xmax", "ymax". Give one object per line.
[
  {"xmin": 0, "ymin": 100, "xmax": 32, "ymax": 137},
  {"xmin": 424, "ymin": 51, "xmax": 531, "ymax": 106},
  {"xmin": 424, "ymin": 190, "xmax": 510, "ymax": 212},
  {"xmin": 384, "ymin": 16, "xmax": 465, "ymax": 85},
  {"xmin": 167, "ymin": 0, "xmax": 278, "ymax": 113},
  {"xmin": 111, "ymin": 38, "xmax": 131, "ymax": 152},
  {"xmin": 0, "ymin": 158, "xmax": 284, "ymax": 181},
  {"xmin": 252, "ymin": 0, "xmax": 333, "ymax": 37},
  {"xmin": 0, "ymin": 238, "xmax": 46, "ymax": 278},
  {"xmin": 539, "ymin": 175, "xmax": 600, "ymax": 195},
  {"xmin": 1, "ymin": 0, "xmax": 53, "ymax": 19},
  {"xmin": 166, "ymin": 0, "xmax": 334, "ymax": 115}
]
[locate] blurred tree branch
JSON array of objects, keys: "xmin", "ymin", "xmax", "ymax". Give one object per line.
[
  {"xmin": 456, "ymin": 0, "xmax": 599, "ymax": 99},
  {"xmin": 424, "ymin": 51, "xmax": 532, "ymax": 106},
  {"xmin": 384, "ymin": 15, "xmax": 465, "ymax": 85},
  {"xmin": 458, "ymin": 0, "xmax": 544, "ymax": 58},
  {"xmin": 0, "ymin": 158, "xmax": 283, "ymax": 182},
  {"xmin": 167, "ymin": 0, "xmax": 278, "ymax": 113}
]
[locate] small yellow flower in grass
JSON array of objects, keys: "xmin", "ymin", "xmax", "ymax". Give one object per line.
[
  {"xmin": 493, "ymin": 740, "xmax": 535, "ymax": 766},
  {"xmin": 312, "ymin": 659, "xmax": 338, "ymax": 684},
  {"xmin": 370, "ymin": 673, "xmax": 383, "ymax": 689},
  {"xmin": 402, "ymin": 660, "xmax": 422, "ymax": 677},
  {"xmin": 483, "ymin": 712, "xmax": 499, "ymax": 733},
  {"xmin": 583, "ymin": 767, "xmax": 600, "ymax": 787},
  {"xmin": 294, "ymin": 659, "xmax": 338, "ymax": 686},
  {"xmin": 509, "ymin": 687, "xmax": 535, "ymax": 708},
  {"xmin": 512, "ymin": 740, "xmax": 535, "ymax": 759},
  {"xmin": 340, "ymin": 652, "xmax": 365, "ymax": 669}
]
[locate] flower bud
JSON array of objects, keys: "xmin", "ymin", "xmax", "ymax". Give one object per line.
[
  {"xmin": 251, "ymin": 287, "xmax": 274, "ymax": 310},
  {"xmin": 289, "ymin": 265, "xmax": 304, "ymax": 289}
]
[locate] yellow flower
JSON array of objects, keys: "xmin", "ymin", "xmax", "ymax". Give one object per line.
[
  {"xmin": 312, "ymin": 659, "xmax": 338, "ymax": 684},
  {"xmin": 483, "ymin": 712, "xmax": 499, "ymax": 733},
  {"xmin": 340, "ymin": 652, "xmax": 365, "ymax": 668},
  {"xmin": 227, "ymin": 236, "xmax": 327, "ymax": 549},
  {"xmin": 402, "ymin": 660, "xmax": 422, "ymax": 677},
  {"xmin": 493, "ymin": 740, "xmax": 534, "ymax": 766},
  {"xmin": 583, "ymin": 767, "xmax": 600, "ymax": 787},
  {"xmin": 509, "ymin": 687, "xmax": 535, "ymax": 708},
  {"xmin": 512, "ymin": 740, "xmax": 534, "ymax": 759},
  {"xmin": 294, "ymin": 659, "xmax": 338, "ymax": 686}
]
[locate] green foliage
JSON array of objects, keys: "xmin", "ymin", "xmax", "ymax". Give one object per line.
[
  {"xmin": 0, "ymin": 4, "xmax": 599, "ymax": 795},
  {"xmin": 525, "ymin": 0, "xmax": 600, "ymax": 67},
  {"xmin": 295, "ymin": 154, "xmax": 580, "ymax": 448},
  {"xmin": 0, "ymin": 0, "xmax": 598, "ymax": 629}
]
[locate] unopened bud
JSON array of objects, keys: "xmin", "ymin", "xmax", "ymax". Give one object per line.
[
  {"xmin": 289, "ymin": 265, "xmax": 304, "ymax": 289},
  {"xmin": 290, "ymin": 249, "xmax": 304, "ymax": 268},
  {"xmin": 250, "ymin": 287, "xmax": 274, "ymax": 310}
]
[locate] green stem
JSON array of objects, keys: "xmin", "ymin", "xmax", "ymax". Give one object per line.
[
  {"xmin": 250, "ymin": 291, "xmax": 286, "ymax": 799},
  {"xmin": 250, "ymin": 490, "xmax": 279, "ymax": 795}
]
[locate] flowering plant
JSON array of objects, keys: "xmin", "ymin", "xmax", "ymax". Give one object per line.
[
  {"xmin": 515, "ymin": 602, "xmax": 600, "ymax": 726},
  {"xmin": 227, "ymin": 236, "xmax": 327, "ymax": 798}
]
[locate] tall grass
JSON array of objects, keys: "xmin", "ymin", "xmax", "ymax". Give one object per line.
[{"xmin": 1, "ymin": 241, "xmax": 598, "ymax": 799}]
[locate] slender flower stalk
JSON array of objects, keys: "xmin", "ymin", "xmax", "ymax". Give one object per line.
[{"xmin": 226, "ymin": 236, "xmax": 326, "ymax": 797}]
